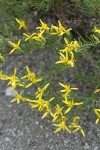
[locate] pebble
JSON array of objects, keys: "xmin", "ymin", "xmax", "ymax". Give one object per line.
[
  {"xmin": 5, "ymin": 86, "xmax": 18, "ymax": 97},
  {"xmin": 5, "ymin": 137, "xmax": 11, "ymax": 142},
  {"xmin": 35, "ymin": 121, "xmax": 39, "ymax": 125},
  {"xmin": 84, "ymin": 143, "xmax": 90, "ymax": 149},
  {"xmin": 94, "ymin": 147, "xmax": 99, "ymax": 150}
]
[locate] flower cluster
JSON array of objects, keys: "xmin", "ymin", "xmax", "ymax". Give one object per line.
[
  {"xmin": 0, "ymin": 67, "xmax": 85, "ymax": 136},
  {"xmin": 0, "ymin": 18, "xmax": 100, "ymax": 137},
  {"xmin": 8, "ymin": 18, "xmax": 80, "ymax": 68},
  {"xmin": 56, "ymin": 38, "xmax": 79, "ymax": 67},
  {"xmin": 0, "ymin": 66, "xmax": 41, "ymax": 90}
]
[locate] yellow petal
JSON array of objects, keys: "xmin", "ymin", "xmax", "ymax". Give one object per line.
[
  {"xmin": 94, "ymin": 89, "xmax": 100, "ymax": 93},
  {"xmin": 95, "ymin": 118, "xmax": 99, "ymax": 124},
  {"xmin": 81, "ymin": 129, "xmax": 85, "ymax": 137},
  {"xmin": 64, "ymin": 107, "xmax": 72, "ymax": 114},
  {"xmin": 42, "ymin": 112, "xmax": 48, "ymax": 119},
  {"xmin": 54, "ymin": 127, "xmax": 61, "ymax": 133}
]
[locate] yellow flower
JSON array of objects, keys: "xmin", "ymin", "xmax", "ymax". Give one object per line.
[
  {"xmin": 63, "ymin": 97, "xmax": 83, "ymax": 114},
  {"xmin": 69, "ymin": 116, "xmax": 85, "ymax": 137},
  {"xmin": 54, "ymin": 104, "xmax": 63, "ymax": 116},
  {"xmin": 72, "ymin": 125, "xmax": 85, "ymax": 137},
  {"xmin": 29, "ymin": 97, "xmax": 44, "ymax": 111},
  {"xmin": 52, "ymin": 104, "xmax": 63, "ymax": 122},
  {"xmin": 11, "ymin": 91, "xmax": 26, "ymax": 104},
  {"xmin": 55, "ymin": 51, "xmax": 74, "ymax": 67},
  {"xmin": 69, "ymin": 116, "xmax": 80, "ymax": 129},
  {"xmin": 59, "ymin": 82, "xmax": 79, "ymax": 96},
  {"xmin": 42, "ymin": 107, "xmax": 53, "ymax": 119},
  {"xmin": 60, "ymin": 38, "xmax": 73, "ymax": 53},
  {"xmin": 8, "ymin": 39, "xmax": 21, "ymax": 54},
  {"xmin": 94, "ymin": 108, "xmax": 100, "ymax": 124},
  {"xmin": 23, "ymin": 33, "xmax": 36, "ymax": 41},
  {"xmin": 55, "ymin": 115, "xmax": 68, "ymax": 123},
  {"xmin": 55, "ymin": 52, "xmax": 68, "ymax": 64},
  {"xmin": 60, "ymin": 38, "xmax": 79, "ymax": 53},
  {"xmin": 32, "ymin": 31, "xmax": 44, "ymax": 41},
  {"xmin": 42, "ymin": 97, "xmax": 55, "ymax": 109},
  {"xmin": 72, "ymin": 116, "xmax": 80, "ymax": 124},
  {"xmin": 93, "ymin": 26, "xmax": 100, "ymax": 33},
  {"xmin": 36, "ymin": 83, "xmax": 50, "ymax": 98},
  {"xmin": 72, "ymin": 40, "xmax": 80, "ymax": 52},
  {"xmin": 21, "ymin": 66, "xmax": 42, "ymax": 88},
  {"xmin": 36, "ymin": 19, "xmax": 50, "ymax": 31},
  {"xmin": 29, "ymin": 96, "xmax": 54, "ymax": 114},
  {"xmin": 94, "ymin": 89, "xmax": 100, "ymax": 93},
  {"xmin": 23, "ymin": 30, "xmax": 45, "ymax": 42},
  {"xmin": 53, "ymin": 121, "xmax": 71, "ymax": 133},
  {"xmin": 41, "ymin": 97, "xmax": 55, "ymax": 118},
  {"xmin": 51, "ymin": 21, "xmax": 72, "ymax": 36},
  {"xmin": 15, "ymin": 18, "xmax": 26, "ymax": 30},
  {"xmin": 5, "ymin": 68, "xmax": 23, "ymax": 89}
]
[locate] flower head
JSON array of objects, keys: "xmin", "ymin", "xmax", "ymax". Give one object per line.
[
  {"xmin": 53, "ymin": 121, "xmax": 71, "ymax": 133},
  {"xmin": 69, "ymin": 116, "xmax": 85, "ymax": 137},
  {"xmin": 93, "ymin": 26, "xmax": 100, "ymax": 33},
  {"xmin": 23, "ymin": 31, "xmax": 45, "ymax": 42},
  {"xmin": 42, "ymin": 107, "xmax": 53, "ymax": 119},
  {"xmin": 59, "ymin": 82, "xmax": 79, "ymax": 96},
  {"xmin": 8, "ymin": 39, "xmax": 21, "ymax": 54},
  {"xmin": 11, "ymin": 91, "xmax": 26, "ymax": 104},
  {"xmin": 15, "ymin": 18, "xmax": 26, "ymax": 30},
  {"xmin": 41, "ymin": 97, "xmax": 55, "ymax": 119},
  {"xmin": 63, "ymin": 97, "xmax": 83, "ymax": 114},
  {"xmin": 55, "ymin": 51, "xmax": 74, "ymax": 67},
  {"xmin": 52, "ymin": 104, "xmax": 63, "ymax": 122},
  {"xmin": 23, "ymin": 33, "xmax": 36, "ymax": 41},
  {"xmin": 21, "ymin": 66, "xmax": 42, "ymax": 88},
  {"xmin": 32, "ymin": 31, "xmax": 44, "ymax": 41},
  {"xmin": 51, "ymin": 21, "xmax": 72, "ymax": 36},
  {"xmin": 60, "ymin": 38, "xmax": 79, "ymax": 53},
  {"xmin": 29, "ymin": 97, "xmax": 44, "ymax": 111},
  {"xmin": 36, "ymin": 83, "xmax": 50, "ymax": 98},
  {"xmin": 5, "ymin": 68, "xmax": 23, "ymax": 89},
  {"xmin": 36, "ymin": 19, "xmax": 50, "ymax": 31}
]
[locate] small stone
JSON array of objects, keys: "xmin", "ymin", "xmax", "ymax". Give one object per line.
[
  {"xmin": 84, "ymin": 143, "xmax": 90, "ymax": 149},
  {"xmin": 5, "ymin": 137, "xmax": 11, "ymax": 142},
  {"xmin": 35, "ymin": 121, "xmax": 39, "ymax": 125},
  {"xmin": 45, "ymin": 133, "xmax": 49, "ymax": 138},
  {"xmin": 64, "ymin": 140, "xmax": 68, "ymax": 145},
  {"xmin": 40, "ymin": 125, "xmax": 43, "ymax": 129},
  {"xmin": 5, "ymin": 86, "xmax": 18, "ymax": 97},
  {"xmin": 94, "ymin": 147, "xmax": 99, "ymax": 150}
]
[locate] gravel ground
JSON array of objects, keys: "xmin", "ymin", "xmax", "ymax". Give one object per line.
[{"xmin": 0, "ymin": 48, "xmax": 100, "ymax": 150}]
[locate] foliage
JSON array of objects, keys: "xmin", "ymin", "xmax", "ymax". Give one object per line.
[
  {"xmin": 74, "ymin": 0, "xmax": 100, "ymax": 17},
  {"xmin": 0, "ymin": 0, "xmax": 100, "ymax": 138},
  {"xmin": 0, "ymin": 17, "xmax": 100, "ymax": 137}
]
